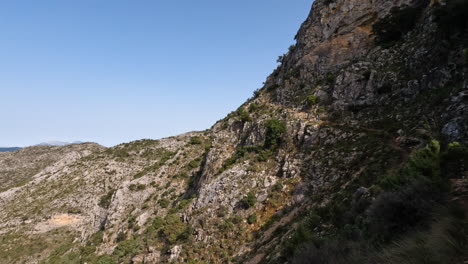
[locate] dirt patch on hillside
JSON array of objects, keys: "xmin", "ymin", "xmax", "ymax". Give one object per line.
[{"xmin": 34, "ymin": 214, "xmax": 82, "ymax": 233}]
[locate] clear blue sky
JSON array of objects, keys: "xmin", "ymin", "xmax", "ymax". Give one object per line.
[{"xmin": 0, "ymin": 0, "xmax": 312, "ymax": 147}]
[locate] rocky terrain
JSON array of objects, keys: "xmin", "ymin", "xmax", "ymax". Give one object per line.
[{"xmin": 0, "ymin": 0, "xmax": 467, "ymax": 263}]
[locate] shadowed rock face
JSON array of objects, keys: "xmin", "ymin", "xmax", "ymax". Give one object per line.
[{"xmin": 1, "ymin": 0, "xmax": 467, "ymax": 263}]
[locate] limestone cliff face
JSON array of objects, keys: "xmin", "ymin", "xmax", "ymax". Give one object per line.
[
  {"xmin": 0, "ymin": 0, "xmax": 467, "ymax": 263},
  {"xmin": 267, "ymin": 0, "xmax": 467, "ymax": 141}
]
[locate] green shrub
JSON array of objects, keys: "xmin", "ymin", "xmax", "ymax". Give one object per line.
[
  {"xmin": 218, "ymin": 219, "xmax": 235, "ymax": 232},
  {"xmin": 379, "ymin": 140, "xmax": 441, "ymax": 189},
  {"xmin": 177, "ymin": 226, "xmax": 193, "ymax": 242},
  {"xmin": 305, "ymin": 212, "xmax": 321, "ymax": 229},
  {"xmin": 247, "ymin": 213, "xmax": 258, "ymax": 224},
  {"xmin": 161, "ymin": 214, "xmax": 189, "ymax": 244},
  {"xmin": 133, "ymin": 150, "xmax": 176, "ymax": 178},
  {"xmin": 283, "ymin": 222, "xmax": 315, "ymax": 257},
  {"xmin": 95, "ymin": 255, "xmax": 116, "ymax": 264},
  {"xmin": 220, "ymin": 146, "xmax": 259, "ymax": 172},
  {"xmin": 267, "ymin": 84, "xmax": 279, "ymax": 92},
  {"xmin": 325, "ymin": 72, "xmax": 335, "ymax": 84},
  {"xmin": 277, "ymin": 55, "xmax": 284, "ymax": 63},
  {"xmin": 116, "ymin": 231, "xmax": 126, "ymax": 242},
  {"xmin": 248, "ymin": 103, "xmax": 259, "ymax": 113},
  {"xmin": 173, "ymin": 172, "xmax": 189, "ymax": 179},
  {"xmin": 128, "ymin": 183, "xmax": 146, "ymax": 192},
  {"xmin": 366, "ymin": 182, "xmax": 443, "ymax": 243},
  {"xmin": 187, "ymin": 157, "xmax": 202, "ymax": 169},
  {"xmin": 272, "ymin": 182, "xmax": 284, "ymax": 192},
  {"xmin": 158, "ymin": 198, "xmax": 170, "ymax": 208},
  {"xmin": 113, "ymin": 238, "xmax": 142, "ymax": 260},
  {"xmin": 264, "ymin": 119, "xmax": 287, "ymax": 150},
  {"xmin": 306, "ymin": 95, "xmax": 318, "ymax": 106},
  {"xmin": 169, "ymin": 199, "xmax": 192, "ymax": 213},
  {"xmin": 407, "ymin": 139, "xmax": 440, "ymax": 179},
  {"xmin": 133, "ymin": 171, "xmax": 145, "ymax": 179},
  {"xmin": 257, "ymin": 149, "xmax": 274, "ymax": 162},
  {"xmin": 441, "ymin": 141, "xmax": 468, "ymax": 179},
  {"xmin": 189, "ymin": 136, "xmax": 203, "ymax": 145},
  {"xmin": 446, "ymin": 141, "xmax": 468, "ymax": 158},
  {"xmin": 98, "ymin": 190, "xmax": 114, "ymax": 209},
  {"xmin": 236, "ymin": 107, "xmax": 252, "ymax": 122},
  {"xmin": 151, "ymin": 216, "xmax": 165, "ymax": 229},
  {"xmin": 241, "ymin": 192, "xmax": 257, "ymax": 209}
]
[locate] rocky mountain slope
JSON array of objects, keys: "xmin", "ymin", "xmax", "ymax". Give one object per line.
[{"xmin": 1, "ymin": 0, "xmax": 467, "ymax": 263}]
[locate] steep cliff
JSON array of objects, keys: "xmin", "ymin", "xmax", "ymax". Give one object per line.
[{"xmin": 0, "ymin": 0, "xmax": 467, "ymax": 263}]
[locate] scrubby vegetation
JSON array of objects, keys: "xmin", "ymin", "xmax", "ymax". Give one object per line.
[
  {"xmin": 247, "ymin": 213, "xmax": 258, "ymax": 224},
  {"xmin": 241, "ymin": 192, "xmax": 257, "ymax": 209},
  {"xmin": 189, "ymin": 136, "xmax": 203, "ymax": 145},
  {"xmin": 98, "ymin": 189, "xmax": 115, "ymax": 209},
  {"xmin": 158, "ymin": 198, "xmax": 170, "ymax": 208},
  {"xmin": 236, "ymin": 107, "xmax": 252, "ymax": 122},
  {"xmin": 279, "ymin": 140, "xmax": 468, "ymax": 263},
  {"xmin": 264, "ymin": 119, "xmax": 287, "ymax": 150},
  {"xmin": 133, "ymin": 149, "xmax": 176, "ymax": 179},
  {"xmin": 41, "ymin": 213, "xmax": 194, "ymax": 263},
  {"xmin": 306, "ymin": 95, "xmax": 318, "ymax": 107},
  {"xmin": 325, "ymin": 72, "xmax": 335, "ymax": 85},
  {"xmin": 219, "ymin": 118, "xmax": 287, "ymax": 172}
]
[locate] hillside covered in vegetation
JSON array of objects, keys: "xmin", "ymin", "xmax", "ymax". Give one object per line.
[{"xmin": 0, "ymin": 0, "xmax": 467, "ymax": 263}]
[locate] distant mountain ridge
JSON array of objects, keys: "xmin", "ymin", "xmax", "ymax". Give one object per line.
[
  {"xmin": 37, "ymin": 141, "xmax": 84, "ymax": 146},
  {"xmin": 0, "ymin": 141, "xmax": 84, "ymax": 152},
  {"xmin": 0, "ymin": 147, "xmax": 21, "ymax": 153}
]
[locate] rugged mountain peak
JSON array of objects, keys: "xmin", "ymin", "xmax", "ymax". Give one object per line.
[{"xmin": 1, "ymin": 1, "xmax": 467, "ymax": 263}]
